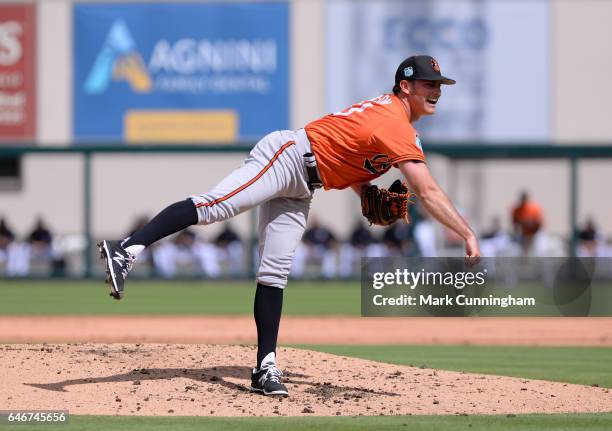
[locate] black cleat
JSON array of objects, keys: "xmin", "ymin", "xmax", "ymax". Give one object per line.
[
  {"xmin": 250, "ymin": 353, "xmax": 288, "ymax": 396},
  {"xmin": 98, "ymin": 240, "xmax": 135, "ymax": 300}
]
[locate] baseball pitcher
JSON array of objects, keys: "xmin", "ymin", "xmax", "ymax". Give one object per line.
[{"xmin": 98, "ymin": 55, "xmax": 481, "ymax": 396}]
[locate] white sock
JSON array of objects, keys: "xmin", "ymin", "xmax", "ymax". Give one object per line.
[
  {"xmin": 124, "ymin": 244, "xmax": 145, "ymax": 257},
  {"xmin": 259, "ymin": 352, "xmax": 276, "ymax": 370}
]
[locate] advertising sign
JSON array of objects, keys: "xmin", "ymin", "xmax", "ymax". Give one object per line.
[
  {"xmin": 0, "ymin": 4, "xmax": 36, "ymax": 140},
  {"xmin": 74, "ymin": 2, "xmax": 289, "ymax": 143},
  {"xmin": 326, "ymin": 0, "xmax": 550, "ymax": 141}
]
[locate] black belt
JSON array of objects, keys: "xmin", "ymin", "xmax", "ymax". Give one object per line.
[{"xmin": 303, "ymin": 152, "xmax": 323, "ymax": 191}]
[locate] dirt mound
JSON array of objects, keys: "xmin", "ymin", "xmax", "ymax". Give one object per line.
[{"xmin": 1, "ymin": 344, "xmax": 610, "ymax": 416}]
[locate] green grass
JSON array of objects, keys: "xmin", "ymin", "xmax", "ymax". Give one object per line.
[
  {"xmin": 0, "ymin": 280, "xmax": 360, "ymax": 315},
  {"xmin": 2, "ymin": 283, "xmax": 612, "ymax": 429},
  {"xmin": 3, "ymin": 413, "xmax": 612, "ymax": 431},
  {"xmin": 302, "ymin": 344, "xmax": 612, "ymax": 388},
  {"xmin": 2, "ymin": 279, "xmax": 611, "ymax": 316}
]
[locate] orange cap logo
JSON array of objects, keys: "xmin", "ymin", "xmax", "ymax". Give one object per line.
[{"xmin": 431, "ymin": 58, "xmax": 440, "ymax": 72}]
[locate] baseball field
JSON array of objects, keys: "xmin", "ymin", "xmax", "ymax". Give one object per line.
[{"xmin": 1, "ymin": 279, "xmax": 611, "ymax": 430}]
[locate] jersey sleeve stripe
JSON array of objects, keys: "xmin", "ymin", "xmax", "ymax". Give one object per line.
[
  {"xmin": 195, "ymin": 141, "xmax": 296, "ymax": 208},
  {"xmin": 388, "ymin": 154, "xmax": 426, "ymax": 166}
]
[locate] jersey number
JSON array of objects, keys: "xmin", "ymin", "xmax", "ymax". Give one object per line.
[
  {"xmin": 333, "ymin": 102, "xmax": 373, "ymax": 117},
  {"xmin": 333, "ymin": 94, "xmax": 392, "ymax": 117}
]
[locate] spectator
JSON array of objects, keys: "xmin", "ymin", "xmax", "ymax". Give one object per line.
[
  {"xmin": 382, "ymin": 220, "xmax": 415, "ymax": 257},
  {"xmin": 577, "ymin": 217, "xmax": 609, "ymax": 257},
  {"xmin": 413, "ymin": 208, "xmax": 438, "ymax": 257},
  {"xmin": 292, "ymin": 217, "xmax": 338, "ymax": 278},
  {"xmin": 152, "ymin": 229, "xmax": 220, "ymax": 278},
  {"xmin": 578, "ymin": 217, "xmax": 598, "ymax": 242},
  {"xmin": 482, "ymin": 216, "xmax": 502, "ymax": 240},
  {"xmin": 27, "ymin": 216, "xmax": 66, "ymax": 276},
  {"xmin": 0, "ymin": 217, "xmax": 28, "ymax": 276},
  {"xmin": 512, "ymin": 191, "xmax": 543, "ymax": 245},
  {"xmin": 214, "ymin": 222, "xmax": 245, "ymax": 277},
  {"xmin": 0, "ymin": 217, "xmax": 15, "ymax": 271},
  {"xmin": 509, "ymin": 193, "xmax": 565, "ymax": 257},
  {"xmin": 338, "ymin": 220, "xmax": 386, "ymax": 277},
  {"xmin": 0, "ymin": 217, "xmax": 14, "ymax": 242},
  {"xmin": 28, "ymin": 217, "xmax": 52, "ymax": 246},
  {"xmin": 479, "ymin": 216, "xmax": 516, "ymax": 257}
]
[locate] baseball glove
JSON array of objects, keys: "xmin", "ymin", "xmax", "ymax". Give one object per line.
[{"xmin": 361, "ymin": 180, "xmax": 414, "ymax": 226}]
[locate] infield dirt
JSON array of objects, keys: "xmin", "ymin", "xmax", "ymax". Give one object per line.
[
  {"xmin": 1, "ymin": 316, "xmax": 611, "ymax": 345},
  {"xmin": 1, "ymin": 343, "xmax": 611, "ymax": 417}
]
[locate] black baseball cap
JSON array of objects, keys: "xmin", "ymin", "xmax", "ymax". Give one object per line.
[{"xmin": 393, "ymin": 55, "xmax": 456, "ymax": 92}]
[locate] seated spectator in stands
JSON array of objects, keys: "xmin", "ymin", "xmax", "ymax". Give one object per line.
[
  {"xmin": 292, "ymin": 216, "xmax": 338, "ymax": 278},
  {"xmin": 214, "ymin": 222, "xmax": 244, "ymax": 277},
  {"xmin": 481, "ymin": 216, "xmax": 503, "ymax": 241},
  {"xmin": 0, "ymin": 217, "xmax": 15, "ymax": 270},
  {"xmin": 0, "ymin": 217, "xmax": 15, "ymax": 245},
  {"xmin": 0, "ymin": 217, "xmax": 28, "ymax": 276},
  {"xmin": 152, "ymin": 229, "xmax": 220, "ymax": 278},
  {"xmin": 413, "ymin": 208, "xmax": 438, "ymax": 257},
  {"xmin": 577, "ymin": 217, "xmax": 609, "ymax": 257},
  {"xmin": 27, "ymin": 217, "xmax": 53, "ymax": 262},
  {"xmin": 511, "ymin": 191, "xmax": 544, "ymax": 249},
  {"xmin": 511, "ymin": 194, "xmax": 565, "ymax": 257},
  {"xmin": 27, "ymin": 216, "xmax": 66, "ymax": 276},
  {"xmin": 338, "ymin": 220, "xmax": 386, "ymax": 277},
  {"xmin": 382, "ymin": 219, "xmax": 416, "ymax": 257},
  {"xmin": 28, "ymin": 217, "xmax": 52, "ymax": 247},
  {"xmin": 479, "ymin": 216, "xmax": 517, "ymax": 257}
]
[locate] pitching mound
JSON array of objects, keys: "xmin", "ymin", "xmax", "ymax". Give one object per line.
[{"xmin": 1, "ymin": 344, "xmax": 610, "ymax": 417}]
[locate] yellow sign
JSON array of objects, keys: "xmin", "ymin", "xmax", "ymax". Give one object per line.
[{"xmin": 124, "ymin": 110, "xmax": 238, "ymax": 143}]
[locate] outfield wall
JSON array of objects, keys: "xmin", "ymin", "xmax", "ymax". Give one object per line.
[{"xmin": 3, "ymin": 0, "xmax": 612, "ymax": 241}]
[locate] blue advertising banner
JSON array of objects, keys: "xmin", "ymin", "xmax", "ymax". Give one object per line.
[
  {"xmin": 73, "ymin": 2, "xmax": 289, "ymax": 143},
  {"xmin": 326, "ymin": 0, "xmax": 550, "ymax": 141}
]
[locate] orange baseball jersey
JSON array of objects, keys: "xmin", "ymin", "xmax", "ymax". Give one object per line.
[
  {"xmin": 305, "ymin": 94, "xmax": 425, "ymax": 190},
  {"xmin": 512, "ymin": 201, "xmax": 544, "ymax": 236}
]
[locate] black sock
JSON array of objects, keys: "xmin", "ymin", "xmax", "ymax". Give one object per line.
[
  {"xmin": 123, "ymin": 199, "xmax": 198, "ymax": 248},
  {"xmin": 254, "ymin": 283, "xmax": 283, "ymax": 368}
]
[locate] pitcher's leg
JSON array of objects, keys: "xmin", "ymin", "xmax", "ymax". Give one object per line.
[
  {"xmin": 123, "ymin": 199, "xmax": 198, "ymax": 251},
  {"xmin": 192, "ymin": 139, "xmax": 297, "ymax": 225},
  {"xmin": 253, "ymin": 283, "xmax": 283, "ymax": 369},
  {"xmin": 252, "ymin": 196, "xmax": 310, "ymax": 373},
  {"xmin": 251, "ymin": 197, "xmax": 311, "ymax": 396},
  {"xmin": 256, "ymin": 197, "xmax": 311, "ymax": 288},
  {"xmin": 99, "ymin": 132, "xmax": 297, "ymax": 300}
]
